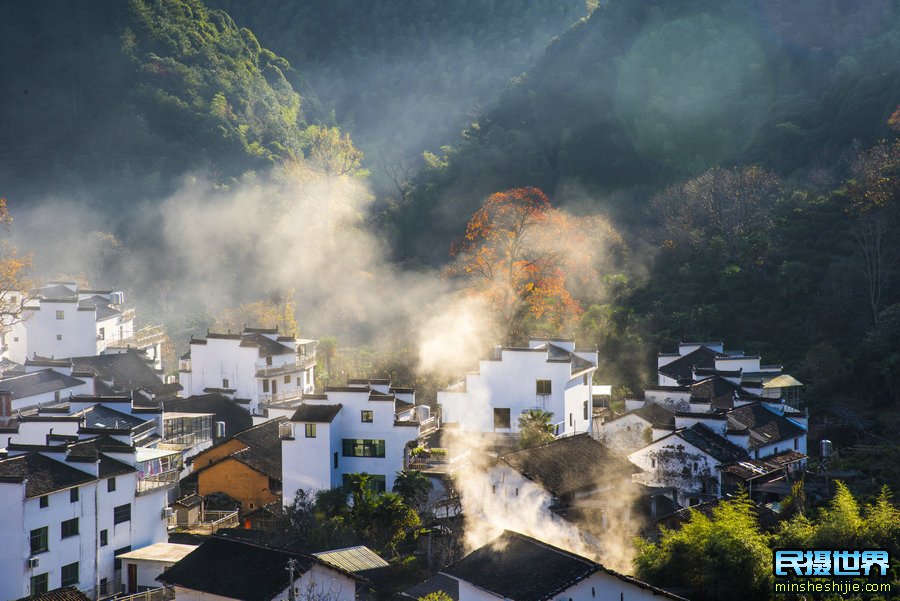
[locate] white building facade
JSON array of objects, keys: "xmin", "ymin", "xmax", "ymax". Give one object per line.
[
  {"xmin": 282, "ymin": 380, "xmax": 436, "ymax": 499},
  {"xmin": 437, "ymin": 338, "xmax": 598, "ymax": 437},
  {"xmin": 179, "ymin": 328, "xmax": 316, "ymax": 415}
]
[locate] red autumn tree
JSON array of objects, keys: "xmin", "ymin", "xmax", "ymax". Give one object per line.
[{"xmin": 446, "ymin": 187, "xmax": 594, "ymax": 343}]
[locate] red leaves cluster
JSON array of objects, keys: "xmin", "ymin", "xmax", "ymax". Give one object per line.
[{"xmin": 446, "ymin": 187, "xmax": 594, "ymax": 339}]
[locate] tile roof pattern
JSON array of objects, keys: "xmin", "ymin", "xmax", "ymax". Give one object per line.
[
  {"xmin": 501, "ymin": 434, "xmax": 639, "ymax": 497},
  {"xmin": 72, "ymin": 352, "xmax": 163, "ymax": 392},
  {"xmin": 81, "ymin": 404, "xmax": 148, "ymax": 430},
  {"xmin": 0, "ymin": 369, "xmax": 85, "ymax": 399},
  {"xmin": 631, "ymin": 403, "xmax": 676, "ymax": 428},
  {"xmin": 727, "ymin": 403, "xmax": 806, "ymax": 450},
  {"xmin": 163, "ymin": 394, "xmax": 253, "ymax": 438},
  {"xmin": 240, "ymin": 332, "xmax": 295, "ymax": 357},
  {"xmin": 720, "ymin": 450, "xmax": 807, "ymax": 480},
  {"xmin": 545, "ymin": 343, "xmax": 595, "ymax": 373},
  {"xmin": 405, "ymin": 573, "xmax": 460, "ymax": 601},
  {"xmin": 657, "ymin": 346, "xmax": 721, "ymax": 382},
  {"xmin": 15, "ymin": 586, "xmax": 92, "ymax": 601},
  {"xmin": 442, "ymin": 531, "xmax": 686, "ymax": 601},
  {"xmin": 290, "ymin": 403, "xmax": 343, "ymax": 423},
  {"xmin": 192, "ymin": 418, "xmax": 286, "ymax": 481},
  {"xmin": 677, "ymin": 423, "xmax": 747, "ymax": 463},
  {"xmin": 158, "ymin": 537, "xmax": 315, "ymax": 601},
  {"xmin": 0, "ymin": 452, "xmax": 96, "ymax": 497}
]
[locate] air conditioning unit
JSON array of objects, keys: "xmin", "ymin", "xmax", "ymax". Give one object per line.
[
  {"xmin": 162, "ymin": 507, "xmax": 174, "ymax": 519},
  {"xmin": 27, "ymin": 557, "xmax": 39, "ymax": 568}
]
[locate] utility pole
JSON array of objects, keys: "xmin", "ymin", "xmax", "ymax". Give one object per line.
[{"xmin": 287, "ymin": 558, "xmax": 298, "ymax": 601}]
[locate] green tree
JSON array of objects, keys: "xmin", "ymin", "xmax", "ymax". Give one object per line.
[
  {"xmin": 634, "ymin": 492, "xmax": 772, "ymax": 601},
  {"xmin": 392, "ymin": 469, "xmax": 433, "ymax": 512},
  {"xmin": 419, "ymin": 592, "xmax": 454, "ymax": 601},
  {"xmin": 517, "ymin": 409, "xmax": 556, "ymax": 449},
  {"xmin": 814, "ymin": 481, "xmax": 864, "ymax": 548}
]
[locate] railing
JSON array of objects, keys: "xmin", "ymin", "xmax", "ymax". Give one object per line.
[
  {"xmin": 136, "ymin": 468, "xmax": 180, "ymax": 496},
  {"xmin": 80, "ymin": 578, "xmax": 121, "ymax": 601},
  {"xmin": 106, "ymin": 325, "xmax": 166, "ymax": 349},
  {"xmin": 258, "ymin": 389, "xmax": 306, "ymax": 405},
  {"xmin": 418, "ymin": 415, "xmax": 439, "ymax": 436},
  {"xmin": 115, "ymin": 588, "xmax": 174, "ymax": 601},
  {"xmin": 168, "ymin": 509, "xmax": 239, "ymax": 535},
  {"xmin": 157, "ymin": 430, "xmax": 212, "ymax": 450},
  {"xmin": 408, "ymin": 449, "xmax": 470, "ymax": 473},
  {"xmin": 255, "ymin": 353, "xmax": 316, "ymax": 377}
]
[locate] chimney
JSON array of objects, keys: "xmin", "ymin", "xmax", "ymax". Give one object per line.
[{"xmin": 0, "ymin": 389, "xmax": 11, "ymax": 417}]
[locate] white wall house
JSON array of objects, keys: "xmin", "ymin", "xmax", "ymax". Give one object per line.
[
  {"xmin": 411, "ymin": 530, "xmax": 686, "ymax": 601},
  {"xmin": 437, "ymin": 338, "xmax": 598, "ymax": 437},
  {"xmin": 179, "ymin": 327, "xmax": 316, "ymax": 416},
  {"xmin": 7, "ymin": 282, "xmax": 164, "ymax": 370},
  {"xmin": 282, "ymin": 380, "xmax": 436, "ymax": 498},
  {"xmin": 0, "ymin": 435, "xmax": 169, "ymax": 599}
]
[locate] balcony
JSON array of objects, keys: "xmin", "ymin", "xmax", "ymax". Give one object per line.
[
  {"xmin": 157, "ymin": 429, "xmax": 212, "ymax": 451},
  {"xmin": 408, "ymin": 449, "xmax": 470, "ymax": 475},
  {"xmin": 417, "ymin": 415, "xmax": 439, "ymax": 437},
  {"xmin": 258, "ymin": 389, "xmax": 306, "ymax": 405},
  {"xmin": 106, "ymin": 325, "xmax": 166, "ymax": 350},
  {"xmin": 167, "ymin": 508, "xmax": 239, "ymax": 535},
  {"xmin": 255, "ymin": 353, "xmax": 316, "ymax": 378},
  {"xmin": 136, "ymin": 468, "xmax": 179, "ymax": 496}
]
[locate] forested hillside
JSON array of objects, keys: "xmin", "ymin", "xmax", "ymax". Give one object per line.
[
  {"xmin": 391, "ymin": 0, "xmax": 900, "ymax": 262},
  {"xmin": 0, "ymin": 0, "xmax": 326, "ymax": 208},
  {"xmin": 208, "ymin": 0, "xmax": 587, "ymax": 175}
]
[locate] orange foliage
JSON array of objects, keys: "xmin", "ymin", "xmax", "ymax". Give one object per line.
[{"xmin": 446, "ymin": 187, "xmax": 595, "ymax": 341}]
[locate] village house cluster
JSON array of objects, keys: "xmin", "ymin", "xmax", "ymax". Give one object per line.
[{"xmin": 0, "ymin": 282, "xmax": 812, "ymax": 601}]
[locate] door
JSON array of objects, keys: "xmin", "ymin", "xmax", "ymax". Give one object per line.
[{"xmin": 127, "ymin": 563, "xmax": 137, "ymax": 594}]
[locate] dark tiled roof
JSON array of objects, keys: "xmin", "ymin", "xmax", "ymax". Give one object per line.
[
  {"xmin": 229, "ymin": 418, "xmax": 286, "ymax": 480},
  {"xmin": 727, "ymin": 403, "xmax": 806, "ymax": 450},
  {"xmin": 677, "ymin": 423, "xmax": 747, "ymax": 463},
  {"xmin": 501, "ymin": 434, "xmax": 639, "ymax": 497},
  {"xmin": 631, "ymin": 403, "xmax": 675, "ymax": 428},
  {"xmin": 241, "ymin": 332, "xmax": 294, "ymax": 357},
  {"xmin": 15, "ymin": 586, "xmax": 92, "ymax": 601},
  {"xmin": 688, "ymin": 376, "xmax": 744, "ymax": 409},
  {"xmin": 546, "ymin": 343, "xmax": 595, "ymax": 373},
  {"xmin": 0, "ymin": 358, "xmax": 24, "ymax": 374},
  {"xmin": 159, "ymin": 538, "xmax": 318, "ymax": 601},
  {"xmin": 72, "ymin": 352, "xmax": 163, "ymax": 392},
  {"xmin": 290, "ymin": 404, "xmax": 343, "ymax": 423},
  {"xmin": 81, "ymin": 404, "xmax": 148, "ymax": 430},
  {"xmin": 657, "ymin": 347, "xmax": 721, "ymax": 382},
  {"xmin": 0, "ymin": 452, "xmax": 95, "ymax": 497},
  {"xmin": 443, "ymin": 531, "xmax": 686, "ymax": 601},
  {"xmin": 163, "ymin": 394, "xmax": 253, "ymax": 439},
  {"xmin": 405, "ymin": 573, "xmax": 460, "ymax": 601},
  {"xmin": 0, "ymin": 369, "xmax": 85, "ymax": 399},
  {"xmin": 720, "ymin": 450, "xmax": 807, "ymax": 480}
]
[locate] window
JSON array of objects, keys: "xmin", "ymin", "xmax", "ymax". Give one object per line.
[
  {"xmin": 114, "ymin": 546, "xmax": 131, "ymax": 571},
  {"xmin": 56, "ymin": 310, "xmax": 64, "ymax": 320},
  {"xmin": 61, "ymin": 561, "xmax": 79, "ymax": 586},
  {"xmin": 107, "ymin": 477, "xmax": 116, "ymax": 492},
  {"xmin": 100, "ymin": 530, "xmax": 108, "ymax": 547},
  {"xmin": 342, "ymin": 439, "xmax": 386, "ymax": 458},
  {"xmin": 333, "ymin": 452, "xmax": 339, "ymax": 469},
  {"xmin": 284, "ymin": 375, "xmax": 291, "ymax": 384},
  {"xmin": 13, "ymin": 336, "xmax": 18, "ymax": 342},
  {"xmin": 113, "ymin": 503, "xmax": 131, "ymax": 525},
  {"xmin": 56, "ymin": 334, "xmax": 63, "ymax": 341},
  {"xmin": 98, "ymin": 327, "xmax": 105, "ymax": 341},
  {"xmin": 39, "ymin": 495, "xmax": 48, "ymax": 508},
  {"xmin": 30, "ymin": 526, "xmax": 49, "ymax": 554},
  {"xmin": 569, "ymin": 413, "xmax": 573, "ymax": 427},
  {"xmin": 342, "ymin": 474, "xmax": 386, "ymax": 493},
  {"xmin": 262, "ymin": 379, "xmax": 270, "ymax": 393},
  {"xmin": 583, "ymin": 400, "xmax": 589, "ymax": 421},
  {"xmin": 70, "ymin": 488, "xmax": 79, "ymax": 503},
  {"xmin": 493, "ymin": 408, "xmax": 511, "ymax": 430},
  {"xmin": 268, "ymin": 477, "xmax": 281, "ymax": 494},
  {"xmin": 794, "ymin": 437, "xmax": 799, "ymax": 450},
  {"xmin": 266, "ymin": 356, "xmax": 273, "ymax": 366},
  {"xmin": 361, "ymin": 410, "xmax": 373, "ymax": 423},
  {"xmin": 536, "ymin": 380, "xmax": 552, "ymax": 395},
  {"xmin": 222, "ymin": 378, "xmax": 229, "ymax": 388},
  {"xmin": 305, "ymin": 423, "xmax": 316, "ymax": 438},
  {"xmin": 100, "ymin": 578, "xmax": 109, "ymax": 596},
  {"xmin": 61, "ymin": 517, "xmax": 79, "ymax": 539},
  {"xmin": 30, "ymin": 573, "xmax": 49, "ymax": 595},
  {"xmin": 650, "ymin": 458, "xmax": 657, "ymax": 469}
]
